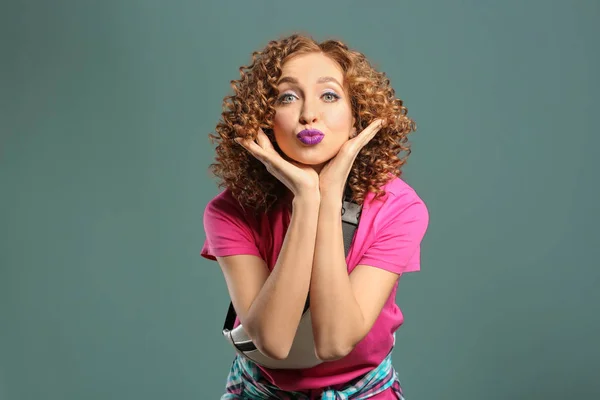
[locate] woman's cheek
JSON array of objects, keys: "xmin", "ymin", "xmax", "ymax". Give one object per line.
[
  {"xmin": 324, "ymin": 111, "xmax": 354, "ymax": 133},
  {"xmin": 273, "ymin": 110, "xmax": 294, "ymax": 131}
]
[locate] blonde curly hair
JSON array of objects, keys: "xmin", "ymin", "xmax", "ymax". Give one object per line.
[{"xmin": 208, "ymin": 33, "xmax": 416, "ymax": 212}]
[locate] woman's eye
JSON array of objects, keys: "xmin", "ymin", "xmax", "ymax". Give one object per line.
[
  {"xmin": 278, "ymin": 93, "xmax": 297, "ymax": 104},
  {"xmin": 322, "ymin": 92, "xmax": 340, "ymax": 102}
]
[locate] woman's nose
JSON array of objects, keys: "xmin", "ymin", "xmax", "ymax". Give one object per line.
[{"xmin": 299, "ymin": 102, "xmax": 319, "ymax": 125}]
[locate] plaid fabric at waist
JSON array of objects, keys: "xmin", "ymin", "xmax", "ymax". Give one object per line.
[{"xmin": 221, "ymin": 351, "xmax": 404, "ymax": 400}]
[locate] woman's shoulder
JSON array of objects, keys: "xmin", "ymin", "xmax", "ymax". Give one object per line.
[
  {"xmin": 362, "ymin": 175, "xmax": 429, "ymax": 229},
  {"xmin": 203, "ymin": 188, "xmax": 253, "ymax": 223},
  {"xmin": 204, "ymin": 188, "xmax": 280, "ymax": 223},
  {"xmin": 361, "ymin": 176, "xmax": 429, "ymax": 246},
  {"xmin": 206, "ymin": 188, "xmax": 238, "ymax": 209},
  {"xmin": 371, "ymin": 175, "xmax": 427, "ymax": 208}
]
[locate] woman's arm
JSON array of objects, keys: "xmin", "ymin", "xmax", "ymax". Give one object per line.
[
  {"xmin": 309, "ymin": 195, "xmax": 399, "ymax": 361},
  {"xmin": 218, "ymin": 193, "xmax": 320, "ymax": 360}
]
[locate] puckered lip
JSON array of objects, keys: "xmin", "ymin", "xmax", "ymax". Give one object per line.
[{"xmin": 296, "ymin": 128, "xmax": 324, "ymax": 138}]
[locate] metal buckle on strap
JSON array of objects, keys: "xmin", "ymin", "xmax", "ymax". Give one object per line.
[{"xmin": 341, "ymin": 199, "xmax": 361, "ymax": 225}]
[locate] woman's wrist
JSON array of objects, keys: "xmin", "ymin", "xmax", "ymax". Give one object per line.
[
  {"xmin": 292, "ymin": 191, "xmax": 321, "ymax": 209},
  {"xmin": 319, "ymin": 191, "xmax": 343, "ymax": 210}
]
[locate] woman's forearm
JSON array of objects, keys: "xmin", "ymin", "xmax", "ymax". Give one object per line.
[
  {"xmin": 246, "ymin": 193, "xmax": 320, "ymax": 360},
  {"xmin": 310, "ymin": 195, "xmax": 365, "ymax": 361}
]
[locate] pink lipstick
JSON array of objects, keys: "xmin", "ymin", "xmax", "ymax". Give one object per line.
[{"xmin": 297, "ymin": 129, "xmax": 324, "ymax": 145}]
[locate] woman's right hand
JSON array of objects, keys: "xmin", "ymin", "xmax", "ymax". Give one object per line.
[{"xmin": 235, "ymin": 128, "xmax": 320, "ymax": 199}]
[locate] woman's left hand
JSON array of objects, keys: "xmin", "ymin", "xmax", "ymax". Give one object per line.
[{"xmin": 318, "ymin": 119, "xmax": 385, "ymax": 201}]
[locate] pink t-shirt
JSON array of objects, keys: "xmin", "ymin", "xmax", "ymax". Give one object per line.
[{"xmin": 201, "ymin": 176, "xmax": 429, "ymax": 392}]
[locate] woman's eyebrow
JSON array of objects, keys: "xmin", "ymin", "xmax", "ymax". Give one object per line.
[
  {"xmin": 277, "ymin": 76, "xmax": 343, "ymax": 87},
  {"xmin": 316, "ymin": 76, "xmax": 343, "ymax": 87},
  {"xmin": 277, "ymin": 76, "xmax": 298, "ymax": 85}
]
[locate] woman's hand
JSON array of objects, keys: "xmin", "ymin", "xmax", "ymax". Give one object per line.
[
  {"xmin": 235, "ymin": 128, "xmax": 320, "ymax": 199},
  {"xmin": 318, "ymin": 119, "xmax": 385, "ymax": 201}
]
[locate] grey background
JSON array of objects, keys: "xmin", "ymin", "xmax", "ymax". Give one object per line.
[{"xmin": 1, "ymin": 0, "xmax": 598, "ymax": 399}]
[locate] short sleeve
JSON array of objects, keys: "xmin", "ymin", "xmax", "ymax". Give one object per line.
[
  {"xmin": 357, "ymin": 189, "xmax": 429, "ymax": 274},
  {"xmin": 200, "ymin": 190, "xmax": 262, "ymax": 261}
]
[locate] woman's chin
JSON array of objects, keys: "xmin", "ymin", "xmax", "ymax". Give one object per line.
[
  {"xmin": 293, "ymin": 158, "xmax": 329, "ymax": 170},
  {"xmin": 288, "ymin": 152, "xmax": 335, "ymax": 167}
]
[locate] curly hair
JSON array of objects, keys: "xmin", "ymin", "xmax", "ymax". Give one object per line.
[{"xmin": 208, "ymin": 33, "xmax": 416, "ymax": 212}]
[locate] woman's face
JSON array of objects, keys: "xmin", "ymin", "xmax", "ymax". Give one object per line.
[{"xmin": 272, "ymin": 52, "xmax": 356, "ymax": 172}]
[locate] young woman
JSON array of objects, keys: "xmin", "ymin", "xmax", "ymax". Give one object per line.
[{"xmin": 201, "ymin": 33, "xmax": 429, "ymax": 399}]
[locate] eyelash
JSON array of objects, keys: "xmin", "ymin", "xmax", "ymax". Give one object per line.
[
  {"xmin": 277, "ymin": 91, "xmax": 341, "ymax": 104},
  {"xmin": 322, "ymin": 91, "xmax": 341, "ymax": 102}
]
